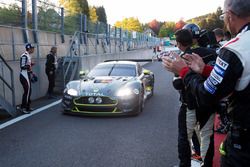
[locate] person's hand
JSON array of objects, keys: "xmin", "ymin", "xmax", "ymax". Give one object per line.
[
  {"xmin": 162, "ymin": 52, "xmax": 188, "ymax": 75},
  {"xmin": 182, "ymin": 53, "xmax": 205, "ymax": 74}
]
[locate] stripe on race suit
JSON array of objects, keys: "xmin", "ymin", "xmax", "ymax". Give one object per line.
[
  {"xmin": 204, "ymin": 78, "xmax": 217, "ymax": 94},
  {"xmin": 210, "ymin": 70, "xmax": 223, "ymax": 83},
  {"xmin": 214, "ymin": 64, "xmax": 225, "ymax": 77}
]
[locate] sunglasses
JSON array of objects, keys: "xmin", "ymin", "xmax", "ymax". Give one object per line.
[{"xmin": 220, "ymin": 10, "xmax": 239, "ymax": 20}]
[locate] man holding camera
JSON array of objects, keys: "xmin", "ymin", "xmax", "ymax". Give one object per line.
[
  {"xmin": 163, "ymin": 0, "xmax": 250, "ymax": 166},
  {"xmin": 172, "ymin": 28, "xmax": 216, "ymax": 167}
]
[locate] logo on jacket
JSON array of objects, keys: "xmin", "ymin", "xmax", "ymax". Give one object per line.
[{"xmin": 216, "ymin": 57, "xmax": 229, "ymax": 70}]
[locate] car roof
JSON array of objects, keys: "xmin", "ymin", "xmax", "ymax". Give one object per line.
[{"xmin": 98, "ymin": 61, "xmax": 138, "ymax": 66}]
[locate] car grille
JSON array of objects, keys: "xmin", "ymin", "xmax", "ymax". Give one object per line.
[
  {"xmin": 74, "ymin": 96, "xmax": 117, "ymax": 105},
  {"xmin": 73, "ymin": 96, "xmax": 118, "ymax": 113}
]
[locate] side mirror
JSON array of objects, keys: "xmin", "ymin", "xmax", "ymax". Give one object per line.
[
  {"xmin": 79, "ymin": 70, "xmax": 86, "ymax": 79},
  {"xmin": 143, "ymin": 69, "xmax": 150, "ymax": 75}
]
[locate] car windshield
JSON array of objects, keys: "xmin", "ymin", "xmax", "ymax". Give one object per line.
[{"xmin": 88, "ymin": 63, "xmax": 136, "ymax": 77}]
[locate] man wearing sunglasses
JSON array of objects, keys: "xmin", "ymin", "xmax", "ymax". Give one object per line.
[{"xmin": 162, "ymin": 0, "xmax": 250, "ymax": 166}]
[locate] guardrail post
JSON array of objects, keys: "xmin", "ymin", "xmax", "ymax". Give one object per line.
[
  {"xmin": 22, "ymin": 0, "xmax": 28, "ymax": 43},
  {"xmin": 60, "ymin": 7, "xmax": 65, "ymax": 43},
  {"xmin": 83, "ymin": 15, "xmax": 88, "ymax": 54},
  {"xmin": 119, "ymin": 28, "xmax": 122, "ymax": 51},
  {"xmin": 32, "ymin": 0, "xmax": 38, "ymax": 43},
  {"xmin": 108, "ymin": 24, "xmax": 111, "ymax": 53},
  {"xmin": 11, "ymin": 27, "xmax": 16, "ymax": 60},
  {"xmin": 95, "ymin": 22, "xmax": 99, "ymax": 54},
  {"xmin": 79, "ymin": 14, "xmax": 83, "ymax": 44},
  {"xmin": 115, "ymin": 27, "xmax": 117, "ymax": 53}
]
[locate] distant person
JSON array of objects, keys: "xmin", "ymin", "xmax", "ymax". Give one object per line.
[
  {"xmin": 19, "ymin": 43, "xmax": 35, "ymax": 114},
  {"xmin": 213, "ymin": 28, "xmax": 226, "ymax": 45},
  {"xmin": 45, "ymin": 46, "xmax": 57, "ymax": 99},
  {"xmin": 224, "ymin": 31, "xmax": 231, "ymax": 41}
]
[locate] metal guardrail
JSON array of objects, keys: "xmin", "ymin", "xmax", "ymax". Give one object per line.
[{"xmin": 0, "ymin": 54, "xmax": 16, "ymax": 116}]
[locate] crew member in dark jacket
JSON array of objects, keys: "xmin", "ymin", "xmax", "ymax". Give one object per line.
[
  {"xmin": 172, "ymin": 29, "xmax": 216, "ymax": 167},
  {"xmin": 45, "ymin": 46, "xmax": 57, "ymax": 98}
]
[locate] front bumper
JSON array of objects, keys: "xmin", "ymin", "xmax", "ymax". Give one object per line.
[{"xmin": 62, "ymin": 94, "xmax": 140, "ymax": 116}]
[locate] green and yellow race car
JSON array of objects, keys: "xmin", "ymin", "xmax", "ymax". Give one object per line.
[{"xmin": 62, "ymin": 61, "xmax": 154, "ymax": 116}]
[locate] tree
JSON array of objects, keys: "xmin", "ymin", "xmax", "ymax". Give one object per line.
[
  {"xmin": 0, "ymin": 4, "xmax": 21, "ymax": 26},
  {"xmin": 186, "ymin": 7, "xmax": 224, "ymax": 31},
  {"xmin": 158, "ymin": 21, "xmax": 176, "ymax": 37},
  {"xmin": 115, "ymin": 17, "xmax": 143, "ymax": 32},
  {"xmin": 89, "ymin": 6, "xmax": 98, "ymax": 23},
  {"xmin": 59, "ymin": 0, "xmax": 89, "ymax": 17},
  {"xmin": 148, "ymin": 19, "xmax": 160, "ymax": 35},
  {"xmin": 96, "ymin": 6, "xmax": 107, "ymax": 24},
  {"xmin": 175, "ymin": 19, "xmax": 186, "ymax": 31}
]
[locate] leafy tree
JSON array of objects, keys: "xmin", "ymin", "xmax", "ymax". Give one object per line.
[
  {"xmin": 59, "ymin": 0, "xmax": 89, "ymax": 17},
  {"xmin": 175, "ymin": 20, "xmax": 186, "ymax": 30},
  {"xmin": 0, "ymin": 4, "xmax": 21, "ymax": 26},
  {"xmin": 38, "ymin": 1, "xmax": 61, "ymax": 32},
  {"xmin": 148, "ymin": 19, "xmax": 160, "ymax": 35},
  {"xmin": 115, "ymin": 17, "xmax": 143, "ymax": 32},
  {"xmin": 186, "ymin": 7, "xmax": 224, "ymax": 31},
  {"xmin": 158, "ymin": 21, "xmax": 176, "ymax": 37},
  {"xmin": 89, "ymin": 6, "xmax": 98, "ymax": 23},
  {"xmin": 96, "ymin": 6, "xmax": 107, "ymax": 24}
]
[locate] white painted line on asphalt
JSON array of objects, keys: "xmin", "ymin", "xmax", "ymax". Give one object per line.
[{"xmin": 0, "ymin": 99, "xmax": 62, "ymax": 130}]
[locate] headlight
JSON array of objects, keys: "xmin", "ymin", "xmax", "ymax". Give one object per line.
[
  {"xmin": 117, "ymin": 88, "xmax": 133, "ymax": 97},
  {"xmin": 67, "ymin": 88, "xmax": 78, "ymax": 96}
]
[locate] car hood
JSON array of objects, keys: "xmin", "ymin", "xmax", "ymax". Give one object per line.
[{"xmin": 67, "ymin": 76, "xmax": 135, "ymax": 97}]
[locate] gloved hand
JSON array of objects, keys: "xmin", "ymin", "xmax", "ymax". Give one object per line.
[{"xmin": 31, "ymin": 73, "xmax": 38, "ymax": 83}]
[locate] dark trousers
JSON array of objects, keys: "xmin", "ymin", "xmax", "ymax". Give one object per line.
[
  {"xmin": 20, "ymin": 74, "xmax": 31, "ymax": 109},
  {"xmin": 178, "ymin": 104, "xmax": 191, "ymax": 167},
  {"xmin": 46, "ymin": 70, "xmax": 55, "ymax": 95},
  {"xmin": 220, "ymin": 133, "xmax": 250, "ymax": 166}
]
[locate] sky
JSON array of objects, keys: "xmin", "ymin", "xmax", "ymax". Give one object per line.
[{"xmin": 88, "ymin": 0, "xmax": 225, "ymax": 25}]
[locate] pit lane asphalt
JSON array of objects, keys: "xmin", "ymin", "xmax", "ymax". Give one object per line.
[{"xmin": 0, "ymin": 62, "xmax": 180, "ymax": 167}]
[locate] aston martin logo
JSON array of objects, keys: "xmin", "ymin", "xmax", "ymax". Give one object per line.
[{"xmin": 93, "ymin": 88, "xmax": 99, "ymax": 92}]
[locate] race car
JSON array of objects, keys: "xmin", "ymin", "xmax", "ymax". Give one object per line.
[{"xmin": 62, "ymin": 61, "xmax": 154, "ymax": 116}]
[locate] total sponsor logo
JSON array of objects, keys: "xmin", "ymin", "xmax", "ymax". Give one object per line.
[{"xmin": 85, "ymin": 92, "xmax": 104, "ymax": 96}]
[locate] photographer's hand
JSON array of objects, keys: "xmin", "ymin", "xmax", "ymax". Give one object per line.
[
  {"xmin": 162, "ymin": 53, "xmax": 187, "ymax": 75},
  {"xmin": 183, "ymin": 53, "xmax": 205, "ymax": 74}
]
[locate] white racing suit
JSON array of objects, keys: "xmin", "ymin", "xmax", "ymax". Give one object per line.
[{"xmin": 19, "ymin": 51, "xmax": 32, "ymax": 110}]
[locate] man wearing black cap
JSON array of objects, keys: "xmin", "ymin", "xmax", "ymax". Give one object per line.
[{"xmin": 19, "ymin": 43, "xmax": 35, "ymax": 114}]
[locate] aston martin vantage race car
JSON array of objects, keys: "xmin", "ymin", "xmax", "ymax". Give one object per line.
[{"xmin": 62, "ymin": 61, "xmax": 154, "ymax": 116}]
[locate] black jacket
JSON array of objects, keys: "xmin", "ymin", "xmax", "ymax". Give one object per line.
[
  {"xmin": 45, "ymin": 52, "xmax": 56, "ymax": 72},
  {"xmin": 173, "ymin": 47, "xmax": 217, "ymax": 110}
]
